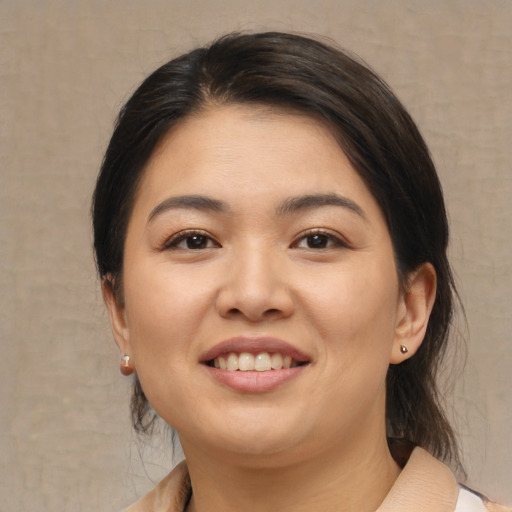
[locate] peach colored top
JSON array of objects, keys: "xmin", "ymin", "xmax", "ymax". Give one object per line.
[{"xmin": 123, "ymin": 447, "xmax": 510, "ymax": 512}]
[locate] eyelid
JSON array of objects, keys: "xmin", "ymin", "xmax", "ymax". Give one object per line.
[
  {"xmin": 291, "ymin": 228, "xmax": 351, "ymax": 249},
  {"xmin": 161, "ymin": 229, "xmax": 220, "ymax": 250}
]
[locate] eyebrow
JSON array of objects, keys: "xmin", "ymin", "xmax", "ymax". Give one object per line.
[
  {"xmin": 147, "ymin": 192, "xmax": 366, "ymax": 223},
  {"xmin": 148, "ymin": 195, "xmax": 229, "ymax": 222},
  {"xmin": 276, "ymin": 193, "xmax": 366, "ymax": 219}
]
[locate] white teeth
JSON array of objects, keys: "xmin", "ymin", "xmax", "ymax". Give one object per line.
[
  {"xmin": 254, "ymin": 352, "xmax": 271, "ymax": 371},
  {"xmin": 238, "ymin": 352, "xmax": 255, "ymax": 371},
  {"xmin": 226, "ymin": 353, "xmax": 239, "ymax": 371},
  {"xmin": 213, "ymin": 352, "xmax": 302, "ymax": 372},
  {"xmin": 270, "ymin": 353, "xmax": 283, "ymax": 370}
]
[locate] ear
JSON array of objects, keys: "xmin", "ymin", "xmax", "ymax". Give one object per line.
[
  {"xmin": 390, "ymin": 263, "xmax": 437, "ymax": 364},
  {"xmin": 102, "ymin": 276, "xmax": 132, "ymax": 357}
]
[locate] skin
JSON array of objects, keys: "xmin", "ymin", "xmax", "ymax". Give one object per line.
[{"xmin": 104, "ymin": 105, "xmax": 436, "ymax": 512}]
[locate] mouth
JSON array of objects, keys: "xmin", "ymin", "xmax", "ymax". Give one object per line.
[
  {"xmin": 207, "ymin": 352, "xmax": 307, "ymax": 371},
  {"xmin": 200, "ymin": 337, "xmax": 311, "ymax": 392}
]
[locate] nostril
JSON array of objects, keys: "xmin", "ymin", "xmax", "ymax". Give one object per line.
[
  {"xmin": 224, "ymin": 307, "xmax": 283, "ymax": 321},
  {"xmin": 217, "ymin": 287, "xmax": 294, "ymax": 321}
]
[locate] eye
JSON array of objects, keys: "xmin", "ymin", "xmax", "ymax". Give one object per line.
[
  {"xmin": 163, "ymin": 230, "xmax": 220, "ymax": 250},
  {"xmin": 293, "ymin": 230, "xmax": 347, "ymax": 250}
]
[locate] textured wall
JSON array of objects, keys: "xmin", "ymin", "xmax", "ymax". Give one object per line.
[{"xmin": 1, "ymin": 1, "xmax": 510, "ymax": 510}]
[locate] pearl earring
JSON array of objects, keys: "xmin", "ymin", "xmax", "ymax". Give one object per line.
[{"xmin": 120, "ymin": 354, "xmax": 134, "ymax": 376}]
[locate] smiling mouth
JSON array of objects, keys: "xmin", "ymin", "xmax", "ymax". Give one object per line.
[
  {"xmin": 207, "ymin": 352, "xmax": 308, "ymax": 372},
  {"xmin": 201, "ymin": 338, "xmax": 311, "ymax": 392}
]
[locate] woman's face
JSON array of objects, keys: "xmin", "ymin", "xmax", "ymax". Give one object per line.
[{"xmin": 108, "ymin": 105, "xmax": 412, "ymax": 465}]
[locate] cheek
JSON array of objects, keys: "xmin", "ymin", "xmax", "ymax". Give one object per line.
[
  {"xmin": 122, "ymin": 260, "xmax": 216, "ymax": 361},
  {"xmin": 300, "ymin": 257, "xmax": 400, "ymax": 411},
  {"xmin": 301, "ymin": 261, "xmax": 399, "ymax": 348},
  {"xmin": 305, "ymin": 266, "xmax": 399, "ymax": 418},
  {"xmin": 121, "ymin": 262, "xmax": 218, "ymax": 426}
]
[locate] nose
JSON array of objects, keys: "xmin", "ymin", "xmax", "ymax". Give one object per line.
[{"xmin": 215, "ymin": 244, "xmax": 295, "ymax": 323}]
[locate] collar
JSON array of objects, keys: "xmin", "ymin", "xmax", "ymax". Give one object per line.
[
  {"xmin": 377, "ymin": 446, "xmax": 459, "ymax": 511},
  {"xmin": 123, "ymin": 460, "xmax": 190, "ymax": 512},
  {"xmin": 125, "ymin": 447, "xmax": 459, "ymax": 512}
]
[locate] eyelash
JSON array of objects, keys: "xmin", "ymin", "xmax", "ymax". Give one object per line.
[
  {"xmin": 162, "ymin": 228, "xmax": 349, "ymax": 251},
  {"xmin": 162, "ymin": 229, "xmax": 220, "ymax": 250},
  {"xmin": 292, "ymin": 229, "xmax": 350, "ymax": 250}
]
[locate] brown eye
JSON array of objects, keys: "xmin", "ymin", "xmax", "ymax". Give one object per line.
[
  {"xmin": 164, "ymin": 230, "xmax": 220, "ymax": 250},
  {"xmin": 183, "ymin": 234, "xmax": 210, "ymax": 249},
  {"xmin": 294, "ymin": 231, "xmax": 345, "ymax": 250},
  {"xmin": 305, "ymin": 234, "xmax": 330, "ymax": 249}
]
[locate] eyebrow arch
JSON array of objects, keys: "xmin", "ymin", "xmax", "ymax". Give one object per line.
[
  {"xmin": 148, "ymin": 195, "xmax": 229, "ymax": 223},
  {"xmin": 276, "ymin": 193, "xmax": 366, "ymax": 219}
]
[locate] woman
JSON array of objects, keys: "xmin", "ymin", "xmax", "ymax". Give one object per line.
[{"xmin": 92, "ymin": 32, "xmax": 509, "ymax": 512}]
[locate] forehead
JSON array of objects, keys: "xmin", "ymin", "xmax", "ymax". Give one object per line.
[{"xmin": 135, "ymin": 105, "xmax": 376, "ymax": 209}]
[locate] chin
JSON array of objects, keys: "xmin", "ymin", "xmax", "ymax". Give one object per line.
[{"xmin": 181, "ymin": 410, "xmax": 313, "ymax": 464}]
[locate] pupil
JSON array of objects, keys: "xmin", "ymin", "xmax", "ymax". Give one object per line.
[
  {"xmin": 307, "ymin": 234, "xmax": 328, "ymax": 248},
  {"xmin": 187, "ymin": 235, "xmax": 206, "ymax": 249}
]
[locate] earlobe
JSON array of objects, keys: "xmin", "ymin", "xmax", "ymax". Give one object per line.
[
  {"xmin": 390, "ymin": 263, "xmax": 437, "ymax": 364},
  {"xmin": 102, "ymin": 275, "xmax": 131, "ymax": 356}
]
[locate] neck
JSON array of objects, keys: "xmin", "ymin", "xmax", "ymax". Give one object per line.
[{"xmin": 182, "ymin": 431, "xmax": 401, "ymax": 512}]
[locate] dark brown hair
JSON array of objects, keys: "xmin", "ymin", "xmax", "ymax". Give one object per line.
[{"xmin": 93, "ymin": 32, "xmax": 460, "ymax": 467}]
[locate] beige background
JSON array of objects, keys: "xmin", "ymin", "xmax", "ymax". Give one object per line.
[{"xmin": 1, "ymin": 1, "xmax": 511, "ymax": 510}]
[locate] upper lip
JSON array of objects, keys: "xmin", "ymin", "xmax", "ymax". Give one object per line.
[{"xmin": 199, "ymin": 337, "xmax": 311, "ymax": 363}]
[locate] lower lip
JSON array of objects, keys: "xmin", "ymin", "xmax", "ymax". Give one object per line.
[{"xmin": 203, "ymin": 365, "xmax": 307, "ymax": 393}]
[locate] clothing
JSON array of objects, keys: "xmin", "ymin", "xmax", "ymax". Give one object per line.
[{"xmin": 123, "ymin": 447, "xmax": 510, "ymax": 512}]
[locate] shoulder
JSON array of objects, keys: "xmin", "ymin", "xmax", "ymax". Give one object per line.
[
  {"xmin": 378, "ymin": 446, "xmax": 510, "ymax": 512},
  {"xmin": 122, "ymin": 460, "xmax": 191, "ymax": 512},
  {"xmin": 121, "ymin": 450, "xmax": 510, "ymax": 512},
  {"xmin": 456, "ymin": 485, "xmax": 511, "ymax": 512}
]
